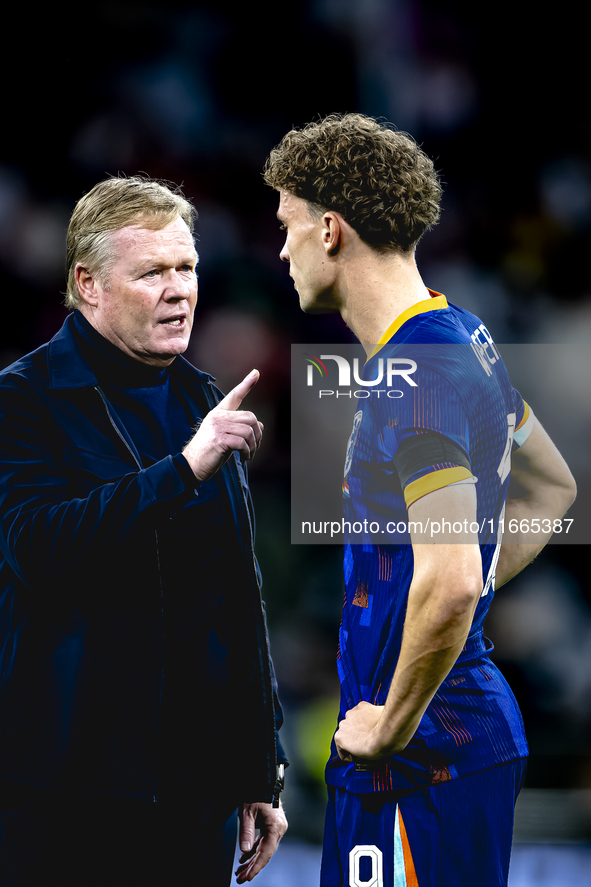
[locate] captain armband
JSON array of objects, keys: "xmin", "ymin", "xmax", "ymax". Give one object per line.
[{"xmin": 393, "ymin": 431, "xmax": 475, "ymax": 509}]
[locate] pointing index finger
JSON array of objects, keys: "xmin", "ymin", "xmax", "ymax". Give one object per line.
[{"xmin": 218, "ymin": 369, "xmax": 260, "ymax": 411}]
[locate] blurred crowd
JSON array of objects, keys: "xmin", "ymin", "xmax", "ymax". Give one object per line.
[{"xmin": 1, "ymin": 0, "xmax": 589, "ymax": 841}]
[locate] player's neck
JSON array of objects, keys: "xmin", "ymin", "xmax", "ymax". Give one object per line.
[{"xmin": 339, "ymin": 249, "xmax": 431, "ymax": 356}]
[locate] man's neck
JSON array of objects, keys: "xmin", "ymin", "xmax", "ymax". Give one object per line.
[{"xmin": 338, "ymin": 249, "xmax": 432, "ymax": 356}]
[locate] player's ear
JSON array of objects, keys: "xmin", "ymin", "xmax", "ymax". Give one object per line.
[{"xmin": 322, "ymin": 211, "xmax": 343, "ymax": 257}]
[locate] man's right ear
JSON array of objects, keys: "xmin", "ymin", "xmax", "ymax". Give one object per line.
[{"xmin": 74, "ymin": 264, "xmax": 100, "ymax": 308}]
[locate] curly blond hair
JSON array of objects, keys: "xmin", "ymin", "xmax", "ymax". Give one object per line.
[
  {"xmin": 65, "ymin": 175, "xmax": 196, "ymax": 310},
  {"xmin": 263, "ymin": 113, "xmax": 442, "ymax": 252}
]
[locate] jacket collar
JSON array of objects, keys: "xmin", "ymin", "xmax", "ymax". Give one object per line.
[{"xmin": 48, "ymin": 313, "xmax": 215, "ymax": 390}]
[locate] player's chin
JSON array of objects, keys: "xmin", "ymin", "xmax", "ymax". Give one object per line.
[{"xmin": 299, "ymin": 291, "xmax": 340, "ymax": 315}]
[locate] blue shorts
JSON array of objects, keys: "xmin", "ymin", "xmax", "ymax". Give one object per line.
[{"xmin": 321, "ymin": 758, "xmax": 526, "ymax": 887}]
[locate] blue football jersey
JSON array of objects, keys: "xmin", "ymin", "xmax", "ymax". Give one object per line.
[{"xmin": 326, "ymin": 292, "xmax": 530, "ymax": 793}]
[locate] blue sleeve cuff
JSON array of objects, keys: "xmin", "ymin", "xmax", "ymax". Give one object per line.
[{"xmin": 172, "ymin": 453, "xmax": 201, "ymax": 496}]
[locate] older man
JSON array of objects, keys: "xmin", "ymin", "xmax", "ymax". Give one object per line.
[{"xmin": 0, "ymin": 176, "xmax": 287, "ymax": 886}]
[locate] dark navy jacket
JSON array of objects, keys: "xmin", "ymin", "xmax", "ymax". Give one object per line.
[{"xmin": 0, "ymin": 314, "xmax": 285, "ymax": 803}]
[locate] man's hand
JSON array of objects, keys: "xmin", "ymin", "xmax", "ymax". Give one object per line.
[
  {"xmin": 235, "ymin": 801, "xmax": 288, "ymax": 883},
  {"xmin": 182, "ymin": 369, "xmax": 264, "ymax": 483},
  {"xmin": 334, "ymin": 701, "xmax": 392, "ymax": 762}
]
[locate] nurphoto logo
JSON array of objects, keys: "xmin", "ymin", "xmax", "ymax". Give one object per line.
[{"xmin": 303, "ymin": 353, "xmax": 417, "ymax": 399}]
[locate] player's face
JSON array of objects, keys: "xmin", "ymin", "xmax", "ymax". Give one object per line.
[
  {"xmin": 277, "ymin": 191, "xmax": 339, "ymax": 313},
  {"xmin": 88, "ymin": 217, "xmax": 198, "ymax": 366}
]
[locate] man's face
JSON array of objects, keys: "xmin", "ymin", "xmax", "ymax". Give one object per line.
[
  {"xmin": 277, "ymin": 190, "xmax": 339, "ymax": 313},
  {"xmin": 85, "ymin": 217, "xmax": 198, "ymax": 366}
]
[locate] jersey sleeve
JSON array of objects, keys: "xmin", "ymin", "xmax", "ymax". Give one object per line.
[{"xmin": 373, "ymin": 364, "xmax": 475, "ymax": 508}]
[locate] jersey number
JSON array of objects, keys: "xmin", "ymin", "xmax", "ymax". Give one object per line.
[
  {"xmin": 349, "ymin": 845, "xmax": 383, "ymax": 887},
  {"xmin": 482, "ymin": 413, "xmax": 515, "ymax": 596},
  {"xmin": 497, "ymin": 412, "xmax": 516, "ymax": 484}
]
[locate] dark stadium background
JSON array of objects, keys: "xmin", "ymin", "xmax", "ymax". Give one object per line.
[{"xmin": 1, "ymin": 0, "xmax": 590, "ymax": 877}]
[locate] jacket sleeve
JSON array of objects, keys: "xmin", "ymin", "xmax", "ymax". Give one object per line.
[{"xmin": 0, "ymin": 375, "xmax": 198, "ymax": 586}]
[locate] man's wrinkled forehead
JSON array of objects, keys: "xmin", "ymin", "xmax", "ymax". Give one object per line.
[
  {"xmin": 113, "ymin": 216, "xmax": 194, "ymax": 246},
  {"xmin": 108, "ymin": 218, "xmax": 198, "ymax": 274}
]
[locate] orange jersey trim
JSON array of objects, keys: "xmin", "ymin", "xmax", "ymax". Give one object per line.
[
  {"xmin": 515, "ymin": 401, "xmax": 530, "ymax": 431},
  {"xmin": 397, "ymin": 807, "xmax": 419, "ymax": 886}
]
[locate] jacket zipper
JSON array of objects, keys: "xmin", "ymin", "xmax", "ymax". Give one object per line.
[
  {"xmin": 94, "ymin": 386, "xmax": 165, "ymax": 804},
  {"xmin": 204, "ymin": 380, "xmax": 280, "ymax": 804}
]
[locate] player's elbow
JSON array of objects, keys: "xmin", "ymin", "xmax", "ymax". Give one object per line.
[
  {"xmin": 562, "ymin": 469, "xmax": 577, "ymax": 511},
  {"xmin": 414, "ymin": 545, "xmax": 483, "ymax": 617},
  {"xmin": 449, "ymin": 574, "xmax": 483, "ymax": 615},
  {"xmin": 426, "ymin": 570, "xmax": 482, "ymax": 622},
  {"xmin": 452, "ymin": 549, "xmax": 484, "ymax": 609},
  {"xmin": 542, "ymin": 467, "xmax": 577, "ymax": 517}
]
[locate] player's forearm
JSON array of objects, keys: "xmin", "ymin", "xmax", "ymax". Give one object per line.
[
  {"xmin": 375, "ymin": 563, "xmax": 481, "ymax": 755},
  {"xmin": 334, "ymin": 583, "xmax": 480, "ymax": 763},
  {"xmin": 495, "ymin": 416, "xmax": 576, "ymax": 588},
  {"xmin": 495, "ymin": 498, "xmax": 558, "ymax": 588},
  {"xmin": 495, "ymin": 478, "xmax": 576, "ymax": 588},
  {"xmin": 335, "ymin": 491, "xmax": 484, "ymax": 763}
]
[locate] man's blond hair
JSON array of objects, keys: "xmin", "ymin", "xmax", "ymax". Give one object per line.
[{"xmin": 65, "ymin": 175, "xmax": 196, "ymax": 309}]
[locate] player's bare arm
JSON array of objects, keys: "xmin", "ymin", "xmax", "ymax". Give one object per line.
[
  {"xmin": 335, "ymin": 483, "xmax": 482, "ymax": 762},
  {"xmin": 494, "ymin": 414, "xmax": 576, "ymax": 588},
  {"xmin": 182, "ymin": 369, "xmax": 264, "ymax": 482}
]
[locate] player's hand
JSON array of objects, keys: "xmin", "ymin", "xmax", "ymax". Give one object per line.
[
  {"xmin": 182, "ymin": 369, "xmax": 264, "ymax": 482},
  {"xmin": 235, "ymin": 801, "xmax": 288, "ymax": 883},
  {"xmin": 334, "ymin": 701, "xmax": 396, "ymax": 762}
]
